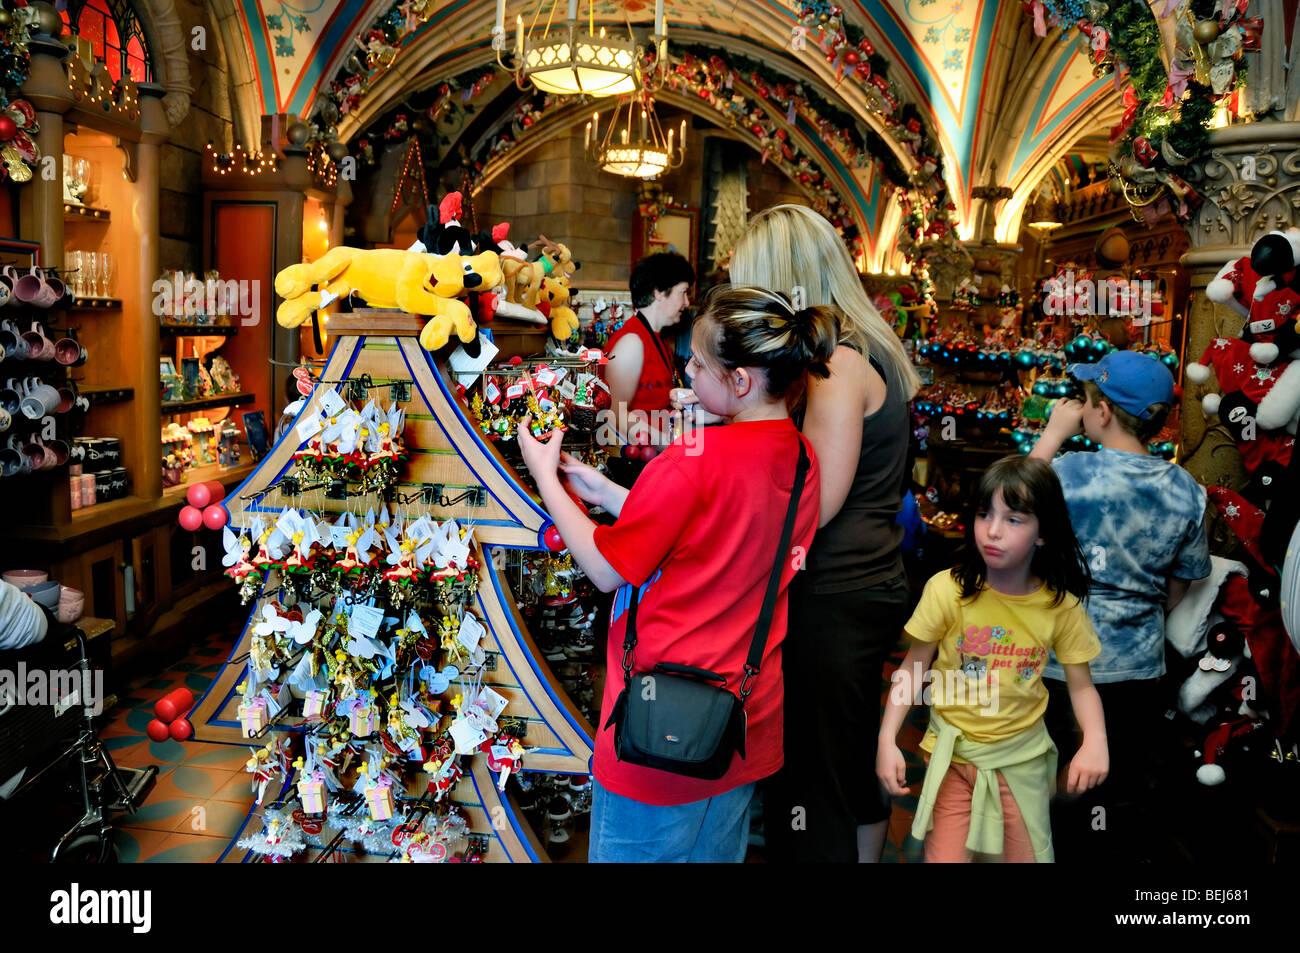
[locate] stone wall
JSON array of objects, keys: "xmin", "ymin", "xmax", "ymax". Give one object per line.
[
  {"xmin": 157, "ymin": 0, "xmax": 236, "ymax": 273},
  {"xmin": 475, "ymin": 121, "xmax": 810, "ymax": 289}
]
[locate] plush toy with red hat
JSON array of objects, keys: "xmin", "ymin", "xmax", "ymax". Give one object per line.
[{"xmin": 1204, "ymin": 228, "xmax": 1300, "ymax": 366}]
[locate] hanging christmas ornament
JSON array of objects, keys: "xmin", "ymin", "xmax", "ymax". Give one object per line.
[{"xmin": 1194, "ymin": 19, "xmax": 1221, "ymax": 45}]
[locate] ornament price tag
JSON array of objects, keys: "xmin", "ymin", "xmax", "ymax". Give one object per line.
[
  {"xmin": 449, "ymin": 716, "xmax": 488, "ymax": 754},
  {"xmin": 350, "ymin": 604, "xmax": 385, "ymax": 640},
  {"xmin": 320, "ymin": 389, "xmax": 347, "ymax": 417},
  {"xmin": 295, "ymin": 414, "xmax": 323, "ymax": 443},
  {"xmin": 457, "ymin": 614, "xmax": 486, "ymax": 651}
]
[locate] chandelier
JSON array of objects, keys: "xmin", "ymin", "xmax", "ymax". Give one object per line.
[
  {"xmin": 492, "ymin": 0, "xmax": 670, "ymax": 97},
  {"xmin": 586, "ymin": 94, "xmax": 686, "ymax": 179}
]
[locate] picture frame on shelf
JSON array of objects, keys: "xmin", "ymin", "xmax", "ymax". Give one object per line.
[
  {"xmin": 160, "ymin": 357, "xmax": 177, "ymax": 378},
  {"xmin": 181, "ymin": 356, "xmax": 201, "ymax": 400},
  {"xmin": 242, "ymin": 410, "xmax": 269, "ymax": 462}
]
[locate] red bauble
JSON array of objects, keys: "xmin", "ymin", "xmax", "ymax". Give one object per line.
[
  {"xmin": 185, "ymin": 482, "xmax": 211, "ymax": 508},
  {"xmin": 146, "ymin": 719, "xmax": 171, "ymax": 743},
  {"xmin": 844, "ymin": 51, "xmax": 860, "ymax": 65},
  {"xmin": 543, "ymin": 524, "xmax": 565, "ymax": 551},
  {"xmin": 155, "ymin": 687, "xmax": 195, "ymax": 723},
  {"xmin": 204, "ymin": 480, "xmax": 226, "ymax": 504},
  {"xmin": 169, "ymin": 718, "xmax": 193, "ymax": 741},
  {"xmin": 0, "ymin": 115, "xmax": 16, "ymax": 141},
  {"xmin": 178, "ymin": 505, "xmax": 204, "ymax": 531},
  {"xmin": 202, "ymin": 504, "xmax": 228, "ymax": 530}
]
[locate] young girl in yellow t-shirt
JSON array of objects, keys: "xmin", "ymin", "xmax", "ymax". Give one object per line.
[{"xmin": 877, "ymin": 456, "xmax": 1109, "ymax": 862}]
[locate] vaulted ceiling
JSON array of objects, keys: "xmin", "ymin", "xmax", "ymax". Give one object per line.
[{"xmin": 212, "ymin": 0, "xmax": 1120, "ymax": 244}]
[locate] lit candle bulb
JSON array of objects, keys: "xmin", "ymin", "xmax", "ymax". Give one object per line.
[
  {"xmin": 640, "ymin": 108, "xmax": 648, "ymax": 139},
  {"xmin": 680, "ymin": 119, "xmax": 686, "ymax": 152},
  {"xmin": 622, "ymin": 128, "xmax": 628, "ymax": 144},
  {"xmin": 667, "ymin": 128, "xmax": 674, "ymax": 155},
  {"xmin": 516, "ymin": 14, "xmax": 523, "ymax": 59},
  {"xmin": 585, "ymin": 121, "xmax": 591, "ymax": 150}
]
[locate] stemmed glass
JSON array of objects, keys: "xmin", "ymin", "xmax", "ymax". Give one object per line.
[
  {"xmin": 66, "ymin": 250, "xmax": 82, "ymax": 298},
  {"xmin": 84, "ymin": 252, "xmax": 101, "ymax": 299},
  {"xmin": 99, "ymin": 253, "xmax": 114, "ymax": 300}
]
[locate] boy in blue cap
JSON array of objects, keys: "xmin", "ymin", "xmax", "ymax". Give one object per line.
[{"xmin": 1031, "ymin": 349, "xmax": 1211, "ymax": 859}]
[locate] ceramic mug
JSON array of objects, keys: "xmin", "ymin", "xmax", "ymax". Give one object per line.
[
  {"xmin": 14, "ymin": 267, "xmax": 59, "ymax": 308},
  {"xmin": 21, "ymin": 435, "xmax": 56, "ymax": 470},
  {"xmin": 44, "ymin": 437, "xmax": 69, "ymax": 466},
  {"xmin": 0, "ymin": 320, "xmax": 28, "ymax": 360},
  {"xmin": 1, "ymin": 434, "xmax": 32, "ymax": 476},
  {"xmin": 54, "ymin": 332, "xmax": 87, "ymax": 366},
  {"xmin": 47, "ymin": 273, "xmax": 74, "ymax": 309},
  {"xmin": 57, "ymin": 586, "xmax": 84, "ymax": 624},
  {"xmin": 20, "ymin": 321, "xmax": 56, "ymax": 361},
  {"xmin": 20, "ymin": 376, "xmax": 61, "ymax": 419},
  {"xmin": 26, "ymin": 580, "xmax": 61, "ymax": 610},
  {"xmin": 0, "ymin": 266, "xmax": 19, "ymax": 306},
  {"xmin": 2, "ymin": 569, "xmax": 47, "ymax": 589},
  {"xmin": 0, "ymin": 378, "xmax": 21, "ymax": 416}
]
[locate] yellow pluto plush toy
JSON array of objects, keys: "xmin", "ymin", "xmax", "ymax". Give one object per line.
[{"xmin": 274, "ymin": 247, "xmax": 502, "ymax": 352}]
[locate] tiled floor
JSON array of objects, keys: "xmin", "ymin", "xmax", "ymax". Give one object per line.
[
  {"xmin": 97, "ymin": 624, "xmax": 257, "ymax": 863},
  {"xmin": 87, "ymin": 620, "xmax": 932, "ymax": 863}
]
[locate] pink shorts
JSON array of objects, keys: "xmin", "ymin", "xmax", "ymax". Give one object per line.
[{"xmin": 923, "ymin": 761, "xmax": 1037, "ymax": 863}]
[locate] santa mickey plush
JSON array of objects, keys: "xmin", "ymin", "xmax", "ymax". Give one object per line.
[{"xmin": 1186, "ymin": 229, "xmax": 1300, "ymax": 474}]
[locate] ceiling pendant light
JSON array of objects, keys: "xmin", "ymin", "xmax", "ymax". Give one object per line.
[
  {"xmin": 492, "ymin": 0, "xmax": 670, "ymax": 98},
  {"xmin": 586, "ymin": 94, "xmax": 685, "ymax": 179}
]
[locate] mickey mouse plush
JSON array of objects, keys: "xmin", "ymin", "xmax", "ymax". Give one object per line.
[{"xmin": 1205, "ymin": 228, "xmax": 1300, "ymax": 366}]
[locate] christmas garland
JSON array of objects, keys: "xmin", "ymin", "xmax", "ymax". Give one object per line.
[
  {"xmin": 0, "ymin": 5, "xmax": 42, "ymax": 185},
  {"xmin": 790, "ymin": 2, "xmax": 955, "ymax": 269},
  {"xmin": 1027, "ymin": 0, "xmax": 1256, "ymax": 224}
]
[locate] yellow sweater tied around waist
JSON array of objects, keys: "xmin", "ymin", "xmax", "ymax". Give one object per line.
[{"xmin": 910, "ymin": 709, "xmax": 1058, "ymax": 863}]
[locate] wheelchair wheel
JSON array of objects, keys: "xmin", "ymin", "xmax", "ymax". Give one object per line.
[{"xmin": 56, "ymin": 832, "xmax": 120, "ymax": 864}]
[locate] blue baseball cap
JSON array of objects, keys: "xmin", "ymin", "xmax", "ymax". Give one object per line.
[{"xmin": 1069, "ymin": 350, "xmax": 1175, "ymax": 420}]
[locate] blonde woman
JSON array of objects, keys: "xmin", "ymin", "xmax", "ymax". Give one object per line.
[{"xmin": 721, "ymin": 204, "xmax": 920, "ymax": 862}]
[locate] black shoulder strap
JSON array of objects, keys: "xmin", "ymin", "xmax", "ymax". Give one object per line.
[{"xmin": 621, "ymin": 438, "xmax": 811, "ymax": 703}]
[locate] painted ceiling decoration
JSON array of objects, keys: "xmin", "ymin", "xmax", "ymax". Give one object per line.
[
  {"xmin": 221, "ymin": 0, "xmax": 1138, "ymax": 259},
  {"xmin": 1027, "ymin": 0, "xmax": 1277, "ymax": 227}
]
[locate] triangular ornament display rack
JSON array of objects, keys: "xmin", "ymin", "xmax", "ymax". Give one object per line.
[{"xmin": 189, "ymin": 311, "xmax": 594, "ymax": 862}]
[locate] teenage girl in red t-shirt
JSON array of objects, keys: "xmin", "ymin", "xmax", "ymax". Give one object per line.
[{"xmin": 518, "ymin": 285, "xmax": 837, "ymax": 862}]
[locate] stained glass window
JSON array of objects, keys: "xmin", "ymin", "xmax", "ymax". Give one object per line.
[{"xmin": 59, "ymin": 0, "xmax": 154, "ymax": 83}]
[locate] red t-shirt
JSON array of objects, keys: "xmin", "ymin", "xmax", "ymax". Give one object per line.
[
  {"xmin": 591, "ymin": 419, "xmax": 821, "ymax": 805},
  {"xmin": 604, "ymin": 314, "xmax": 677, "ymax": 413}
]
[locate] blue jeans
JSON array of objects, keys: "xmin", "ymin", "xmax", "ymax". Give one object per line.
[{"xmin": 588, "ymin": 778, "xmax": 756, "ymax": 863}]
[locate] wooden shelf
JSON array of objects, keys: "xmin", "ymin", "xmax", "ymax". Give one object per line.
[
  {"xmin": 82, "ymin": 385, "xmax": 134, "ymax": 406},
  {"xmin": 159, "ymin": 323, "xmax": 239, "ymax": 338},
  {"xmin": 63, "ymin": 203, "xmax": 111, "ymax": 221},
  {"xmin": 162, "ymin": 460, "xmax": 255, "ymax": 502},
  {"xmin": 70, "ymin": 297, "xmax": 121, "ymax": 310},
  {"xmin": 162, "ymin": 391, "xmax": 255, "ymax": 414}
]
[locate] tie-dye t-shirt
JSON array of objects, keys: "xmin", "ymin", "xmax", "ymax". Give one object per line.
[{"xmin": 1045, "ymin": 448, "xmax": 1212, "ymax": 683}]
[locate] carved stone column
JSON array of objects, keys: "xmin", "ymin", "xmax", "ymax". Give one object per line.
[{"xmin": 1179, "ymin": 121, "xmax": 1300, "ymax": 489}]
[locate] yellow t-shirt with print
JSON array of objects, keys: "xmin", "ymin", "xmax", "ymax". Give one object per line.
[{"xmin": 904, "ymin": 570, "xmax": 1100, "ymax": 755}]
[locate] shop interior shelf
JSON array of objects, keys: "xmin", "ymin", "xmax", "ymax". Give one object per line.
[
  {"xmin": 161, "ymin": 391, "xmax": 255, "ymax": 414},
  {"xmin": 159, "ymin": 323, "xmax": 239, "ymax": 338},
  {"xmin": 70, "ymin": 297, "xmax": 122, "ymax": 310},
  {"xmin": 162, "ymin": 459, "xmax": 255, "ymax": 502},
  {"xmin": 63, "ymin": 204, "xmax": 111, "ymax": 222},
  {"xmin": 81, "ymin": 385, "xmax": 134, "ymax": 406}
]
